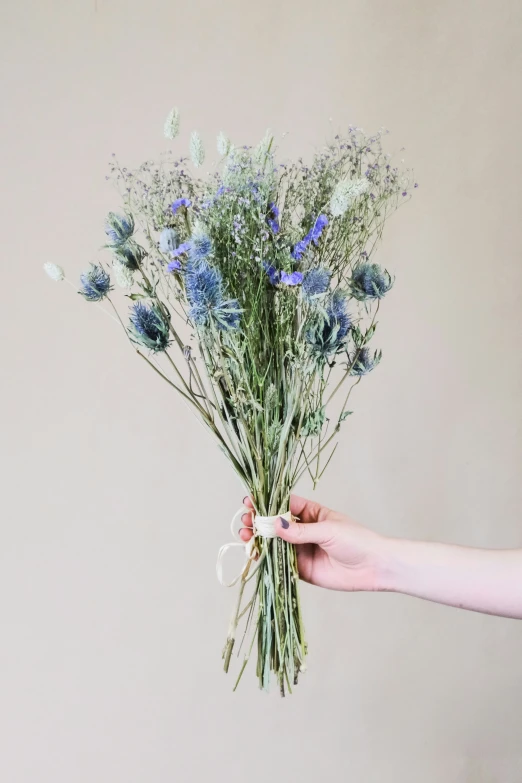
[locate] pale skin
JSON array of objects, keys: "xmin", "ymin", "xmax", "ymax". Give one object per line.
[{"xmin": 239, "ymin": 495, "xmax": 522, "ymax": 620}]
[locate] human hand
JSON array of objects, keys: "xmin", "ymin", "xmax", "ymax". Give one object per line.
[{"xmin": 239, "ymin": 494, "xmax": 389, "ymax": 592}]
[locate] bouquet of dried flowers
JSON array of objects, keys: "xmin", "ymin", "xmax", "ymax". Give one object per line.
[{"xmin": 45, "ymin": 110, "xmax": 414, "ymax": 694}]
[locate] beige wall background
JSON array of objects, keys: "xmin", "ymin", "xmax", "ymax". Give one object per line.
[{"xmin": 1, "ymin": 0, "xmax": 521, "ymax": 781}]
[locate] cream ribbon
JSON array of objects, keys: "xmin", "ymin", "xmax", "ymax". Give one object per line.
[{"xmin": 216, "ymin": 507, "xmax": 292, "ymax": 587}]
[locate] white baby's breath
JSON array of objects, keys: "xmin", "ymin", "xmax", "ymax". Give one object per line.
[
  {"xmin": 190, "ymin": 131, "xmax": 205, "ymax": 168},
  {"xmin": 43, "ymin": 262, "xmax": 65, "ymax": 282},
  {"xmin": 329, "ymin": 177, "xmax": 370, "ymax": 217},
  {"xmin": 112, "ymin": 259, "xmax": 134, "ymax": 289},
  {"xmin": 164, "ymin": 107, "xmax": 180, "ymax": 140},
  {"xmin": 217, "ymin": 131, "xmax": 231, "ymax": 156}
]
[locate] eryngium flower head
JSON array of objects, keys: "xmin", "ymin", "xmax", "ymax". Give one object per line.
[
  {"xmin": 43, "ymin": 262, "xmax": 64, "ymax": 282},
  {"xmin": 159, "ymin": 228, "xmax": 178, "ymax": 255},
  {"xmin": 351, "ymin": 262, "xmax": 393, "ymax": 300},
  {"xmin": 164, "ymin": 107, "xmax": 180, "ymax": 140},
  {"xmin": 112, "ymin": 240, "xmax": 145, "ymax": 270},
  {"xmin": 79, "ymin": 264, "xmax": 112, "ymax": 301},
  {"xmin": 190, "ymin": 131, "xmax": 205, "ymax": 168},
  {"xmin": 104, "ymin": 212, "xmax": 134, "ymax": 246},
  {"xmin": 329, "ymin": 178, "xmax": 369, "ymax": 217},
  {"xmin": 349, "ymin": 346, "xmax": 380, "ymax": 376},
  {"xmin": 189, "ymin": 225, "xmax": 213, "ymax": 262},
  {"xmin": 129, "ymin": 302, "xmax": 170, "ymax": 353},
  {"xmin": 185, "ymin": 260, "xmax": 241, "ymax": 330},
  {"xmin": 112, "ymin": 258, "xmax": 134, "ymax": 288},
  {"xmin": 217, "ymin": 131, "xmax": 231, "ymax": 156},
  {"xmin": 302, "ymin": 267, "xmax": 331, "ymax": 301},
  {"xmin": 307, "ymin": 290, "xmax": 351, "ymax": 357}
]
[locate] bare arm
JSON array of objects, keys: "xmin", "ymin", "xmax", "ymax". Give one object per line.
[
  {"xmin": 240, "ymin": 495, "xmax": 522, "ymax": 619},
  {"xmin": 382, "ymin": 538, "xmax": 522, "ymax": 619}
]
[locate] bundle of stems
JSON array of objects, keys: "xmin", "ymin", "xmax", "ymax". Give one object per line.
[{"xmin": 45, "ymin": 119, "xmax": 413, "ymax": 693}]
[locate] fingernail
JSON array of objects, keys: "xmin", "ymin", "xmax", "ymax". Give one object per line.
[
  {"xmin": 242, "ymin": 496, "xmax": 249, "ymax": 504},
  {"xmin": 241, "ymin": 513, "xmax": 249, "ymax": 524},
  {"xmin": 279, "ymin": 517, "xmax": 290, "ymax": 529}
]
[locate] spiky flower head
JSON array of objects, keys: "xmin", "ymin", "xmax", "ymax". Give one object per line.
[
  {"xmin": 351, "ymin": 262, "xmax": 393, "ymax": 300},
  {"xmin": 185, "ymin": 260, "xmax": 241, "ymax": 330},
  {"xmin": 129, "ymin": 302, "xmax": 170, "ymax": 353},
  {"xmin": 302, "ymin": 267, "xmax": 331, "ymax": 301},
  {"xmin": 111, "ymin": 240, "xmax": 145, "ymax": 270},
  {"xmin": 112, "ymin": 258, "xmax": 134, "ymax": 289},
  {"xmin": 79, "ymin": 263, "xmax": 112, "ymax": 302},
  {"xmin": 349, "ymin": 346, "xmax": 380, "ymax": 376},
  {"xmin": 306, "ymin": 290, "xmax": 351, "ymax": 358},
  {"xmin": 43, "ymin": 262, "xmax": 64, "ymax": 282},
  {"xmin": 164, "ymin": 107, "xmax": 180, "ymax": 140},
  {"xmin": 159, "ymin": 228, "xmax": 178, "ymax": 255},
  {"xmin": 104, "ymin": 212, "xmax": 134, "ymax": 247},
  {"xmin": 190, "ymin": 226, "xmax": 213, "ymax": 263},
  {"xmin": 217, "ymin": 131, "xmax": 231, "ymax": 156},
  {"xmin": 190, "ymin": 131, "xmax": 205, "ymax": 168},
  {"xmin": 329, "ymin": 178, "xmax": 369, "ymax": 217}
]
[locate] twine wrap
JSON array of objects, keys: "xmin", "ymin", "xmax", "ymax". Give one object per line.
[{"xmin": 216, "ymin": 506, "xmax": 292, "ymax": 587}]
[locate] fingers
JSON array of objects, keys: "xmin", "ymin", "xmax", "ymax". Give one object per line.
[
  {"xmin": 239, "ymin": 494, "xmax": 330, "ymax": 543},
  {"xmin": 276, "ymin": 514, "xmax": 335, "ymax": 546},
  {"xmin": 239, "ymin": 499, "xmax": 253, "ymax": 542},
  {"xmin": 289, "ymin": 494, "xmax": 329, "ymax": 524}
]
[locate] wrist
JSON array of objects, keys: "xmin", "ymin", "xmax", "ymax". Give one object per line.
[{"xmin": 374, "ymin": 535, "xmax": 410, "ymax": 593}]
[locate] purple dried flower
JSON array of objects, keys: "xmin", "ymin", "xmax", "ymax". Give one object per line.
[
  {"xmin": 171, "ymin": 198, "xmax": 192, "ymax": 214},
  {"xmin": 292, "ymin": 214, "xmax": 328, "ymax": 259},
  {"xmin": 280, "ymin": 271, "xmax": 303, "ymax": 286}
]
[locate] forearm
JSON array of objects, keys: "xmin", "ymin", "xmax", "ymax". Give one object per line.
[{"xmin": 380, "ymin": 538, "xmax": 522, "ymax": 619}]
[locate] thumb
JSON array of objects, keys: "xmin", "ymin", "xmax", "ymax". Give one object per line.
[{"xmin": 276, "ymin": 515, "xmax": 333, "ymax": 546}]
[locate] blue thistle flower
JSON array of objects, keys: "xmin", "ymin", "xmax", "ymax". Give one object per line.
[
  {"xmin": 302, "ymin": 267, "xmax": 331, "ymax": 301},
  {"xmin": 190, "ymin": 231, "xmax": 213, "ymax": 262},
  {"xmin": 185, "ymin": 260, "xmax": 241, "ymax": 330},
  {"xmin": 112, "ymin": 241, "xmax": 145, "ymax": 270},
  {"xmin": 79, "ymin": 263, "xmax": 112, "ymax": 302},
  {"xmin": 306, "ymin": 291, "xmax": 351, "ymax": 358},
  {"xmin": 129, "ymin": 302, "xmax": 170, "ymax": 353},
  {"xmin": 167, "ymin": 259, "xmax": 182, "ymax": 273},
  {"xmin": 171, "ymin": 198, "xmax": 192, "ymax": 214},
  {"xmin": 351, "ymin": 262, "xmax": 393, "ymax": 300},
  {"xmin": 159, "ymin": 228, "xmax": 178, "ymax": 255},
  {"xmin": 104, "ymin": 212, "xmax": 134, "ymax": 246},
  {"xmin": 292, "ymin": 214, "xmax": 328, "ymax": 259},
  {"xmin": 349, "ymin": 346, "xmax": 379, "ymax": 375}
]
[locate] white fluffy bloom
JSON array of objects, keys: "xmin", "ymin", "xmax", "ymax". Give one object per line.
[
  {"xmin": 112, "ymin": 259, "xmax": 134, "ymax": 289},
  {"xmin": 217, "ymin": 131, "xmax": 231, "ymax": 156},
  {"xmin": 329, "ymin": 177, "xmax": 370, "ymax": 217},
  {"xmin": 43, "ymin": 262, "xmax": 64, "ymax": 282},
  {"xmin": 253, "ymin": 129, "xmax": 273, "ymax": 164},
  {"xmin": 190, "ymin": 131, "xmax": 205, "ymax": 168},
  {"xmin": 164, "ymin": 107, "xmax": 180, "ymax": 140}
]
